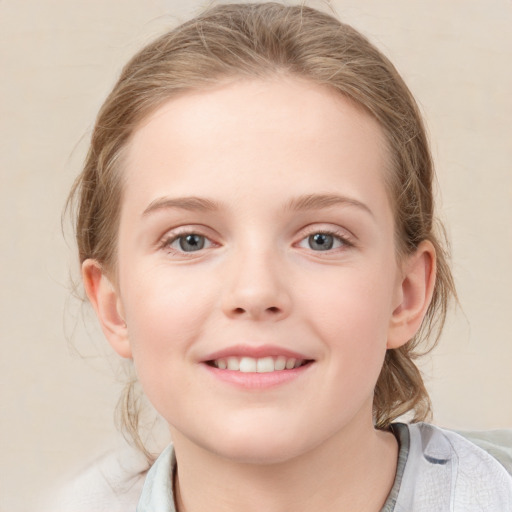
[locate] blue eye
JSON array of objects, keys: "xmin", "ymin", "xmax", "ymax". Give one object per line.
[
  {"xmin": 171, "ymin": 234, "xmax": 207, "ymax": 252},
  {"xmin": 298, "ymin": 231, "xmax": 347, "ymax": 251},
  {"xmin": 308, "ymin": 233, "xmax": 334, "ymax": 251}
]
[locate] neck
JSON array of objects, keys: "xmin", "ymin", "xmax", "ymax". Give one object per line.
[{"xmin": 171, "ymin": 417, "xmax": 398, "ymax": 512}]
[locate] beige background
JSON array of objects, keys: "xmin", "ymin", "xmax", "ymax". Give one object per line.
[{"xmin": 1, "ymin": 0, "xmax": 511, "ymax": 510}]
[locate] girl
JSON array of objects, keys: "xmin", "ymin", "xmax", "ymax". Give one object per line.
[{"xmin": 67, "ymin": 2, "xmax": 512, "ymax": 510}]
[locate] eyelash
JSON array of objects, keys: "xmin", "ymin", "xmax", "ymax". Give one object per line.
[
  {"xmin": 160, "ymin": 229, "xmax": 216, "ymax": 256},
  {"xmin": 160, "ymin": 227, "xmax": 354, "ymax": 256},
  {"xmin": 296, "ymin": 229, "xmax": 354, "ymax": 252}
]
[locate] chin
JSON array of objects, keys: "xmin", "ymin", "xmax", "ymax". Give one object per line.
[{"xmin": 212, "ymin": 440, "xmax": 306, "ymax": 465}]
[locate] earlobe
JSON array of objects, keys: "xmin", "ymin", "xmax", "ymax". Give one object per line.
[
  {"xmin": 387, "ymin": 241, "xmax": 436, "ymax": 349},
  {"xmin": 82, "ymin": 259, "xmax": 133, "ymax": 359}
]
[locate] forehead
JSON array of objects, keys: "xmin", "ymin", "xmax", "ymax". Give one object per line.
[{"xmin": 121, "ymin": 77, "xmax": 392, "ymax": 218}]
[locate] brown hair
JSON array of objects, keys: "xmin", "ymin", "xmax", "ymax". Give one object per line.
[{"xmin": 69, "ymin": 2, "xmax": 456, "ymax": 455}]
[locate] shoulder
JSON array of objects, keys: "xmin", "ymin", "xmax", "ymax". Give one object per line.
[
  {"xmin": 394, "ymin": 422, "xmax": 512, "ymax": 511},
  {"xmin": 44, "ymin": 444, "xmax": 149, "ymax": 512},
  {"xmin": 137, "ymin": 444, "xmax": 176, "ymax": 511},
  {"xmin": 456, "ymin": 426, "xmax": 512, "ymax": 476},
  {"xmin": 411, "ymin": 422, "xmax": 512, "ymax": 476}
]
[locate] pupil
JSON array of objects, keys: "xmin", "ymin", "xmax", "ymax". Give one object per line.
[
  {"xmin": 309, "ymin": 233, "xmax": 333, "ymax": 251},
  {"xmin": 179, "ymin": 234, "xmax": 204, "ymax": 251}
]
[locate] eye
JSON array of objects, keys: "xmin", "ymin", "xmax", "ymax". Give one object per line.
[
  {"xmin": 297, "ymin": 231, "xmax": 350, "ymax": 252},
  {"xmin": 164, "ymin": 233, "xmax": 213, "ymax": 253}
]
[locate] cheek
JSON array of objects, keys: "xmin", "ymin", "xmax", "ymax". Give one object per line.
[
  {"xmin": 120, "ymin": 280, "xmax": 215, "ymax": 419},
  {"xmin": 303, "ymin": 264, "xmax": 395, "ymax": 335},
  {"xmin": 120, "ymin": 269, "xmax": 217, "ymax": 373},
  {"xmin": 300, "ymin": 265, "xmax": 396, "ymax": 381}
]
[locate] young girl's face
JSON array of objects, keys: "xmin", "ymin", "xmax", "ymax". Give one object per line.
[{"xmin": 97, "ymin": 77, "xmax": 410, "ymax": 463}]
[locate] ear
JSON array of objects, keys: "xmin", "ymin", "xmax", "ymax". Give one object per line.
[
  {"xmin": 387, "ymin": 240, "xmax": 436, "ymax": 349},
  {"xmin": 82, "ymin": 259, "xmax": 132, "ymax": 359}
]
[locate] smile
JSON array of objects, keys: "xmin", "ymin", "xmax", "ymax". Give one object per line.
[{"xmin": 208, "ymin": 356, "xmax": 309, "ymax": 373}]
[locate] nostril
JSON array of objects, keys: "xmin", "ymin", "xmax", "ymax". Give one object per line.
[{"xmin": 231, "ymin": 306, "xmax": 280, "ymax": 316}]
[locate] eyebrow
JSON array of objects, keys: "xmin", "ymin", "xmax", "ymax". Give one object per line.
[
  {"xmin": 284, "ymin": 193, "xmax": 374, "ymax": 217},
  {"xmin": 142, "ymin": 193, "xmax": 373, "ymax": 218},
  {"xmin": 142, "ymin": 196, "xmax": 221, "ymax": 216}
]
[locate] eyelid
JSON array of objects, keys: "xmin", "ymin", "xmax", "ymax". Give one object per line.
[
  {"xmin": 294, "ymin": 224, "xmax": 356, "ymax": 250},
  {"xmin": 159, "ymin": 225, "xmax": 219, "ymax": 256},
  {"xmin": 157, "ymin": 223, "xmax": 355, "ymax": 256}
]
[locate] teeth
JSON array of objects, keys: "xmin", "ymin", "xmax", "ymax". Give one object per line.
[
  {"xmin": 227, "ymin": 357, "xmax": 239, "ymax": 371},
  {"xmin": 212, "ymin": 356, "xmax": 306, "ymax": 372},
  {"xmin": 240, "ymin": 357, "xmax": 257, "ymax": 372},
  {"xmin": 275, "ymin": 356, "xmax": 286, "ymax": 371},
  {"xmin": 285, "ymin": 358, "xmax": 296, "ymax": 369},
  {"xmin": 256, "ymin": 356, "xmax": 274, "ymax": 373}
]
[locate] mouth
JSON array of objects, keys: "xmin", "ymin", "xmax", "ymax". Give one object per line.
[{"xmin": 206, "ymin": 356, "xmax": 313, "ymax": 373}]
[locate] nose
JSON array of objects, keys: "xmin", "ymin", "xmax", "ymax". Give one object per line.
[{"xmin": 221, "ymin": 248, "xmax": 292, "ymax": 322}]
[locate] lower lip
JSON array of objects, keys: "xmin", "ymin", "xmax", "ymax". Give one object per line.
[{"xmin": 202, "ymin": 362, "xmax": 314, "ymax": 390}]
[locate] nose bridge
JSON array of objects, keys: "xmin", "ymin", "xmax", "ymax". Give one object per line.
[{"xmin": 222, "ymin": 237, "xmax": 291, "ymax": 321}]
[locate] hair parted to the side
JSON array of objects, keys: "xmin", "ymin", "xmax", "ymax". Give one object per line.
[{"xmin": 68, "ymin": 2, "xmax": 456, "ymax": 456}]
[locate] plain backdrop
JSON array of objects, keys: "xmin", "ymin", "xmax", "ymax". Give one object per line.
[{"xmin": 1, "ymin": 0, "xmax": 511, "ymax": 510}]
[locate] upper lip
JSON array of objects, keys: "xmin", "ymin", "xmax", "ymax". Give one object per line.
[{"xmin": 202, "ymin": 344, "xmax": 312, "ymax": 362}]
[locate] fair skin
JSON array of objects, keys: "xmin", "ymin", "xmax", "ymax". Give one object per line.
[{"xmin": 83, "ymin": 77, "xmax": 435, "ymax": 512}]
